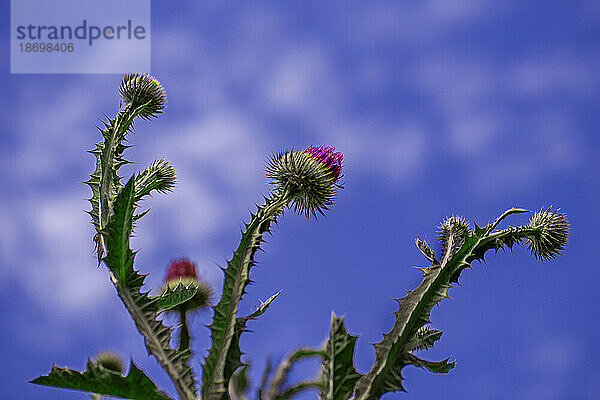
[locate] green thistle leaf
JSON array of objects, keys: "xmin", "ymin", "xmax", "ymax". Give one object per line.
[
  {"xmin": 156, "ymin": 282, "xmax": 199, "ymax": 311},
  {"xmin": 415, "ymin": 237, "xmax": 438, "ymax": 264},
  {"xmin": 103, "ymin": 177, "xmax": 197, "ymax": 400},
  {"xmin": 406, "ymin": 325, "xmax": 443, "ymax": 352},
  {"xmin": 228, "ymin": 366, "xmax": 250, "ymax": 400},
  {"xmin": 103, "ymin": 177, "xmax": 136, "ymax": 282},
  {"xmin": 31, "ymin": 360, "xmax": 172, "ymax": 400},
  {"xmin": 321, "ymin": 313, "xmax": 361, "ymax": 400},
  {"xmin": 405, "ymin": 354, "xmax": 455, "ymax": 374},
  {"xmin": 135, "ymin": 158, "xmax": 177, "ymax": 202}
]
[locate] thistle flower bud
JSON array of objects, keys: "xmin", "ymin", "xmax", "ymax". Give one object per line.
[
  {"xmin": 526, "ymin": 207, "xmax": 569, "ymax": 261},
  {"xmin": 438, "ymin": 216, "xmax": 471, "ymax": 257},
  {"xmin": 93, "ymin": 351, "xmax": 124, "ymax": 374},
  {"xmin": 265, "ymin": 146, "xmax": 343, "ymax": 216},
  {"xmin": 134, "ymin": 158, "xmax": 177, "ymax": 201},
  {"xmin": 163, "ymin": 259, "xmax": 213, "ymax": 311},
  {"xmin": 119, "ymin": 73, "xmax": 166, "ymax": 120}
]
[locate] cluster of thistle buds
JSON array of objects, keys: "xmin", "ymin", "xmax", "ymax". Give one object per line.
[{"xmin": 30, "ymin": 73, "xmax": 570, "ymax": 400}]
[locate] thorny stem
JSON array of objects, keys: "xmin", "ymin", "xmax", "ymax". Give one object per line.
[{"xmin": 179, "ymin": 309, "xmax": 190, "ymax": 353}]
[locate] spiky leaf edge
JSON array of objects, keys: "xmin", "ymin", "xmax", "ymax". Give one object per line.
[
  {"xmin": 352, "ymin": 208, "xmax": 530, "ymax": 400},
  {"xmin": 156, "ymin": 283, "xmax": 199, "ymax": 311},
  {"xmin": 321, "ymin": 313, "xmax": 361, "ymax": 400},
  {"xmin": 85, "ymin": 102, "xmax": 150, "ymax": 264},
  {"xmin": 104, "ymin": 178, "xmax": 197, "ymax": 400},
  {"xmin": 84, "ymin": 85, "xmax": 196, "ymax": 399},
  {"xmin": 30, "ymin": 360, "xmax": 172, "ymax": 400},
  {"xmin": 223, "ymin": 290, "xmax": 283, "ymax": 388},
  {"xmin": 265, "ymin": 348, "xmax": 325, "ymax": 400},
  {"xmin": 202, "ymin": 192, "xmax": 291, "ymax": 400}
]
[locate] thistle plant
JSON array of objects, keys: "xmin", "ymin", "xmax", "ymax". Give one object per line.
[{"xmin": 31, "ymin": 74, "xmax": 569, "ymax": 400}]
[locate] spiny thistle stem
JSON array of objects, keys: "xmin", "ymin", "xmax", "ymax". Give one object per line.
[
  {"xmin": 178, "ymin": 309, "xmax": 191, "ymax": 359},
  {"xmin": 258, "ymin": 358, "xmax": 273, "ymax": 400},
  {"xmin": 88, "ymin": 75, "xmax": 196, "ymax": 400},
  {"xmin": 352, "ymin": 207, "xmax": 568, "ymax": 399},
  {"xmin": 203, "ymin": 190, "xmax": 292, "ymax": 400},
  {"xmin": 204, "ymin": 146, "xmax": 344, "ymax": 400},
  {"xmin": 265, "ymin": 348, "xmax": 324, "ymax": 400}
]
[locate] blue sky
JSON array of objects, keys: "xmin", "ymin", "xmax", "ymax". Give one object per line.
[{"xmin": 1, "ymin": 1, "xmax": 599, "ymax": 399}]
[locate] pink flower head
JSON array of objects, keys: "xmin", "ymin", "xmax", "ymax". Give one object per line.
[
  {"xmin": 303, "ymin": 146, "xmax": 343, "ymax": 183},
  {"xmin": 165, "ymin": 259, "xmax": 198, "ymax": 282}
]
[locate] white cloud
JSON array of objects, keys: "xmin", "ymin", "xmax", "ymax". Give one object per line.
[
  {"xmin": 510, "ymin": 56, "xmax": 598, "ymax": 98},
  {"xmin": 343, "ymin": 0, "xmax": 504, "ymax": 45},
  {"xmin": 13, "ymin": 193, "xmax": 112, "ymax": 314},
  {"xmin": 448, "ymin": 114, "xmax": 502, "ymax": 156},
  {"xmin": 151, "ymin": 25, "xmax": 430, "ymax": 193},
  {"xmin": 0, "ymin": 75, "xmax": 117, "ymax": 321},
  {"xmin": 529, "ymin": 336, "xmax": 579, "ymax": 371},
  {"xmin": 326, "ymin": 120, "xmax": 428, "ymax": 182},
  {"xmin": 150, "ymin": 15, "xmax": 595, "ymax": 199},
  {"xmin": 139, "ymin": 171, "xmax": 226, "ymax": 243},
  {"xmin": 412, "ymin": 53, "xmax": 593, "ymax": 195},
  {"xmin": 414, "ymin": 56, "xmax": 497, "ymax": 116},
  {"xmin": 423, "ymin": 0, "xmax": 495, "ymax": 24},
  {"xmin": 5, "ymin": 82, "xmax": 95, "ymax": 181},
  {"xmin": 517, "ymin": 336, "xmax": 580, "ymax": 399},
  {"xmin": 264, "ymin": 43, "xmax": 339, "ymax": 113},
  {"xmin": 529, "ymin": 110, "xmax": 581, "ymax": 168}
]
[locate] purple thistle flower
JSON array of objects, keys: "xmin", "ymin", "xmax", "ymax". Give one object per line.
[
  {"xmin": 303, "ymin": 146, "xmax": 343, "ymax": 183},
  {"xmin": 265, "ymin": 145, "xmax": 344, "ymax": 216}
]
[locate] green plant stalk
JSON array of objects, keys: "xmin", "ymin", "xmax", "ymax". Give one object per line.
[
  {"xmin": 179, "ymin": 310, "xmax": 190, "ymax": 353},
  {"xmin": 178, "ymin": 308, "xmax": 192, "ymax": 378},
  {"xmin": 31, "ymin": 359, "xmax": 172, "ymax": 400},
  {"xmin": 103, "ymin": 179, "xmax": 196, "ymax": 400},
  {"xmin": 110, "ymin": 275, "xmax": 195, "ymax": 400},
  {"xmin": 257, "ymin": 358, "xmax": 272, "ymax": 400},
  {"xmin": 87, "ymin": 99, "xmax": 197, "ymax": 400},
  {"xmin": 88, "ymin": 103, "xmax": 144, "ymax": 262},
  {"xmin": 353, "ymin": 208, "xmax": 534, "ymax": 399},
  {"xmin": 222, "ymin": 290, "xmax": 283, "ymax": 397},
  {"xmin": 265, "ymin": 348, "xmax": 324, "ymax": 400},
  {"xmin": 202, "ymin": 190, "xmax": 292, "ymax": 400}
]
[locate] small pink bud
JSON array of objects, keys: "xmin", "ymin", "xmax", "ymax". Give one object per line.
[
  {"xmin": 165, "ymin": 259, "xmax": 198, "ymax": 282},
  {"xmin": 162, "ymin": 258, "xmax": 213, "ymax": 311}
]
